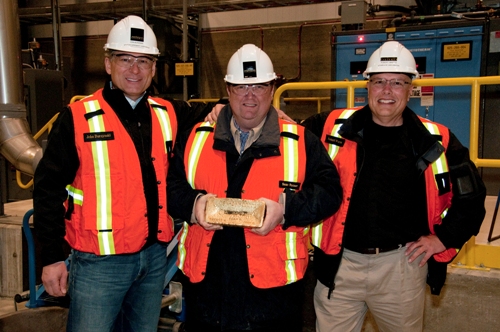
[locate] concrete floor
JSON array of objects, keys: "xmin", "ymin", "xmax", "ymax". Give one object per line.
[{"xmin": 1, "ymin": 198, "xmax": 499, "ymax": 331}]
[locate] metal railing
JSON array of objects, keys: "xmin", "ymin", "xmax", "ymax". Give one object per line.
[
  {"xmin": 273, "ymin": 76, "xmax": 500, "ymax": 271},
  {"xmin": 15, "ymin": 95, "xmax": 86, "ymax": 188},
  {"xmin": 273, "ymin": 76, "xmax": 500, "ymax": 170}
]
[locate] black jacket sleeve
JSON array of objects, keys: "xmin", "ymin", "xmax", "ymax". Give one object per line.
[
  {"xmin": 434, "ymin": 130, "xmax": 486, "ymax": 249},
  {"xmin": 33, "ymin": 108, "xmax": 80, "ymax": 267},
  {"xmin": 167, "ymin": 128, "xmax": 207, "ymax": 222}
]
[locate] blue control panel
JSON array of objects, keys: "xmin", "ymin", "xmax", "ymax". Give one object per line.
[{"xmin": 333, "ymin": 25, "xmax": 483, "ymax": 146}]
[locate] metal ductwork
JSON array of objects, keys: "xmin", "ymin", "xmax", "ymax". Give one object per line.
[{"xmin": 0, "ymin": 0, "xmax": 42, "ymax": 176}]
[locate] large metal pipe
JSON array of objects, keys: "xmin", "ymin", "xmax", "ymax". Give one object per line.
[{"xmin": 0, "ymin": 0, "xmax": 42, "ymax": 176}]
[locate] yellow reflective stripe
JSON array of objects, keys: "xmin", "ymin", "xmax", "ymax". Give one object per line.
[
  {"xmin": 327, "ymin": 109, "xmax": 356, "ymax": 160},
  {"xmin": 66, "ymin": 185, "xmax": 83, "ymax": 205},
  {"xmin": 285, "ymin": 232, "xmax": 298, "ymax": 284},
  {"xmin": 282, "ymin": 124, "xmax": 299, "ymax": 182},
  {"xmin": 281, "ymin": 125, "xmax": 301, "ymax": 284},
  {"xmin": 187, "ymin": 122, "xmax": 215, "ymax": 188},
  {"xmin": 177, "ymin": 222, "xmax": 190, "ymax": 271},
  {"xmin": 422, "ymin": 122, "xmax": 449, "ymax": 187},
  {"xmin": 149, "ymin": 99, "xmax": 172, "ymax": 153},
  {"xmin": 83, "ymin": 99, "xmax": 115, "ymax": 255},
  {"xmin": 311, "ymin": 221, "xmax": 323, "ymax": 247}
]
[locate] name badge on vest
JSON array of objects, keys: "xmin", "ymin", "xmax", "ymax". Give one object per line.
[
  {"xmin": 279, "ymin": 180, "xmax": 301, "ymax": 191},
  {"xmin": 325, "ymin": 135, "xmax": 345, "ymax": 147},
  {"xmin": 84, "ymin": 131, "xmax": 115, "ymax": 142}
]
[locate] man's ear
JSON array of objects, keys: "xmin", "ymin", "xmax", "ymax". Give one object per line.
[
  {"xmin": 105, "ymin": 57, "xmax": 112, "ymax": 75},
  {"xmin": 151, "ymin": 60, "xmax": 157, "ymax": 77}
]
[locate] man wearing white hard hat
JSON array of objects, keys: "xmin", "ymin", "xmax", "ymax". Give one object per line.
[
  {"xmin": 303, "ymin": 41, "xmax": 486, "ymax": 331},
  {"xmin": 167, "ymin": 44, "xmax": 342, "ymax": 331},
  {"xmin": 34, "ymin": 15, "xmax": 220, "ymax": 331}
]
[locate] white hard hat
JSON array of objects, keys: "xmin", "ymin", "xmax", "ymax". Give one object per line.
[
  {"xmin": 104, "ymin": 15, "xmax": 160, "ymax": 56},
  {"xmin": 363, "ymin": 41, "xmax": 419, "ymax": 79},
  {"xmin": 224, "ymin": 44, "xmax": 277, "ymax": 84}
]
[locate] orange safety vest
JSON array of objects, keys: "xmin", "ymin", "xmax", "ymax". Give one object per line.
[
  {"xmin": 177, "ymin": 120, "xmax": 309, "ymax": 288},
  {"xmin": 65, "ymin": 89, "xmax": 177, "ymax": 255},
  {"xmin": 311, "ymin": 108, "xmax": 457, "ymax": 263}
]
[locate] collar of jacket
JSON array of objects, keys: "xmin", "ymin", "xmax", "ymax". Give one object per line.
[
  {"xmin": 102, "ymin": 78, "xmax": 151, "ymax": 114},
  {"xmin": 213, "ymin": 104, "xmax": 282, "ymax": 159},
  {"xmin": 338, "ymin": 105, "xmax": 445, "ymax": 175}
]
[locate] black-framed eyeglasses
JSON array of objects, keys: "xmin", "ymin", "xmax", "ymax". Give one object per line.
[
  {"xmin": 112, "ymin": 53, "xmax": 155, "ymax": 70},
  {"xmin": 369, "ymin": 78, "xmax": 411, "ymax": 90},
  {"xmin": 230, "ymin": 84, "xmax": 271, "ymax": 96}
]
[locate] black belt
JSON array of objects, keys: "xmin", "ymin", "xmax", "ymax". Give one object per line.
[{"xmin": 346, "ymin": 244, "xmax": 403, "ymax": 255}]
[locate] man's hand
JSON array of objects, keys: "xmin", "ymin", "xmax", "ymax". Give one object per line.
[
  {"xmin": 41, "ymin": 261, "xmax": 68, "ymax": 297},
  {"xmin": 405, "ymin": 234, "xmax": 446, "ymax": 267},
  {"xmin": 205, "ymin": 104, "xmax": 224, "ymax": 124},
  {"xmin": 251, "ymin": 198, "xmax": 284, "ymax": 236},
  {"xmin": 277, "ymin": 109, "xmax": 295, "ymax": 123},
  {"xmin": 193, "ymin": 194, "xmax": 223, "ymax": 231}
]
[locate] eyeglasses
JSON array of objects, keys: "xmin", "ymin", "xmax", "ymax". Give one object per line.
[
  {"xmin": 112, "ymin": 53, "xmax": 155, "ymax": 70},
  {"xmin": 369, "ymin": 78, "xmax": 411, "ymax": 90},
  {"xmin": 230, "ymin": 84, "xmax": 271, "ymax": 96}
]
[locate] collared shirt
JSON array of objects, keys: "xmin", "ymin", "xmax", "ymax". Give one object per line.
[
  {"xmin": 125, "ymin": 94, "xmax": 146, "ymax": 109},
  {"xmin": 230, "ymin": 117, "xmax": 265, "ymax": 154},
  {"xmin": 110, "ymin": 81, "xmax": 145, "ymax": 109}
]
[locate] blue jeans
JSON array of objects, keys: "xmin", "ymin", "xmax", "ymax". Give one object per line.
[{"xmin": 66, "ymin": 243, "xmax": 168, "ymax": 332}]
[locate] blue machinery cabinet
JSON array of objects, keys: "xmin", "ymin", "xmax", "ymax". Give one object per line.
[{"xmin": 332, "ymin": 23, "xmax": 484, "ymax": 147}]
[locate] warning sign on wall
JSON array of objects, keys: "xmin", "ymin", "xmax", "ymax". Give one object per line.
[{"xmin": 411, "ymin": 73, "xmax": 434, "ymax": 106}]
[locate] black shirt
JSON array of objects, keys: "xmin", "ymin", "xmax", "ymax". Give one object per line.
[{"xmin": 342, "ymin": 118, "xmax": 428, "ymax": 249}]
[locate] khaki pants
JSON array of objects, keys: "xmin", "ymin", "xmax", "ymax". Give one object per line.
[{"xmin": 314, "ymin": 247, "xmax": 428, "ymax": 332}]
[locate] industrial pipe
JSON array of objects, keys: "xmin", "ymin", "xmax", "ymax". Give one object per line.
[{"xmin": 0, "ymin": 0, "xmax": 42, "ymax": 176}]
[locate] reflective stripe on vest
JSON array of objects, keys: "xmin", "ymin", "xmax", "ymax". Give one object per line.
[
  {"xmin": 422, "ymin": 122, "xmax": 449, "ymax": 185},
  {"xmin": 282, "ymin": 123, "xmax": 300, "ymax": 284},
  {"xmin": 66, "ymin": 185, "xmax": 83, "ymax": 205},
  {"xmin": 148, "ymin": 98, "xmax": 173, "ymax": 153},
  {"xmin": 282, "ymin": 123, "xmax": 299, "ymax": 184},
  {"xmin": 187, "ymin": 121, "xmax": 215, "ymax": 188},
  {"xmin": 83, "ymin": 99, "xmax": 115, "ymax": 255},
  {"xmin": 177, "ymin": 222, "xmax": 190, "ymax": 271},
  {"xmin": 422, "ymin": 121, "xmax": 450, "ymax": 218},
  {"xmin": 325, "ymin": 109, "xmax": 356, "ymax": 160},
  {"xmin": 311, "ymin": 109, "xmax": 355, "ymax": 248},
  {"xmin": 285, "ymin": 232, "xmax": 298, "ymax": 282}
]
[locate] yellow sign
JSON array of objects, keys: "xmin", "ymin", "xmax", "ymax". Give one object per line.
[
  {"xmin": 175, "ymin": 62, "xmax": 194, "ymax": 76},
  {"xmin": 442, "ymin": 42, "xmax": 471, "ymax": 61}
]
